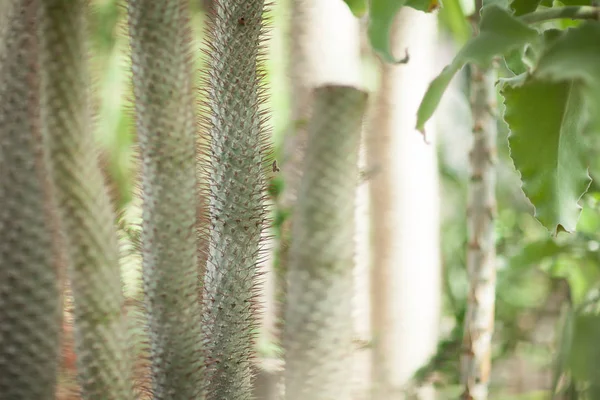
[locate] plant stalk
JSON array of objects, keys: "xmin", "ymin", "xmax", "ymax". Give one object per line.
[
  {"xmin": 283, "ymin": 85, "xmax": 368, "ymax": 400},
  {"xmin": 38, "ymin": 0, "xmax": 135, "ymax": 397},
  {"xmin": 201, "ymin": 1, "xmax": 271, "ymax": 398},
  {"xmin": 127, "ymin": 0, "xmax": 204, "ymax": 398},
  {"xmin": 0, "ymin": 1, "xmax": 64, "ymax": 397}
]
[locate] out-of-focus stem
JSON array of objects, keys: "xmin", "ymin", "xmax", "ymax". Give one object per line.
[
  {"xmin": 38, "ymin": 1, "xmax": 134, "ymax": 397},
  {"xmin": 283, "ymin": 85, "xmax": 368, "ymax": 400},
  {"xmin": 0, "ymin": 1, "xmax": 63, "ymax": 397}
]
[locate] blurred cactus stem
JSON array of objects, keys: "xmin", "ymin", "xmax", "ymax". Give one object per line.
[
  {"xmin": 38, "ymin": 0, "xmax": 135, "ymax": 398},
  {"xmin": 0, "ymin": 1, "xmax": 64, "ymax": 398},
  {"xmin": 283, "ymin": 85, "xmax": 368, "ymax": 400}
]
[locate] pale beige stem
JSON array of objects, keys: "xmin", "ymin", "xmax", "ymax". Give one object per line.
[{"xmin": 460, "ymin": 66, "xmax": 497, "ymax": 400}]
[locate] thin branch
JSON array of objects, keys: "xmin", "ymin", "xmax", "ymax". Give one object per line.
[{"xmin": 519, "ymin": 5, "xmax": 600, "ymax": 24}]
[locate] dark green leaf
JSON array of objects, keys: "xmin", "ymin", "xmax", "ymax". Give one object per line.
[
  {"xmin": 502, "ymin": 79, "xmax": 592, "ymax": 234},
  {"xmin": 533, "ymin": 21, "xmax": 600, "ymax": 117},
  {"xmin": 342, "ymin": 0, "xmax": 368, "ymax": 16},
  {"xmin": 510, "ymin": 0, "xmax": 541, "ymax": 16},
  {"xmin": 416, "ymin": 5, "xmax": 537, "ymax": 131}
]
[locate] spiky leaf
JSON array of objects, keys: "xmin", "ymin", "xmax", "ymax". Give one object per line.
[
  {"xmin": 127, "ymin": 0, "xmax": 204, "ymax": 397},
  {"xmin": 0, "ymin": 2, "xmax": 63, "ymax": 397},
  {"xmin": 502, "ymin": 79, "xmax": 591, "ymax": 234},
  {"xmin": 283, "ymin": 86, "xmax": 368, "ymax": 400},
  {"xmin": 416, "ymin": 5, "xmax": 537, "ymax": 131}
]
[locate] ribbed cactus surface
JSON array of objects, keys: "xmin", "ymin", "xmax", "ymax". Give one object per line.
[
  {"xmin": 127, "ymin": 0, "xmax": 204, "ymax": 397},
  {"xmin": 38, "ymin": 1, "xmax": 134, "ymax": 397},
  {"xmin": 283, "ymin": 85, "xmax": 368, "ymax": 400},
  {"xmin": 201, "ymin": 0, "xmax": 270, "ymax": 398},
  {"xmin": 0, "ymin": 2, "xmax": 63, "ymax": 398}
]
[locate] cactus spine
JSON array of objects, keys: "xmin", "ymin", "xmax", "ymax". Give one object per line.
[
  {"xmin": 127, "ymin": 0, "xmax": 204, "ymax": 397},
  {"xmin": 283, "ymin": 85, "xmax": 368, "ymax": 400},
  {"xmin": 201, "ymin": 0, "xmax": 271, "ymax": 398},
  {"xmin": 0, "ymin": 1, "xmax": 63, "ymax": 398},
  {"xmin": 37, "ymin": 0, "xmax": 134, "ymax": 397}
]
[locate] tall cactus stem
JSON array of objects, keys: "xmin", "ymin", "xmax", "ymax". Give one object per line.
[
  {"xmin": 127, "ymin": 0, "xmax": 204, "ymax": 397},
  {"xmin": 283, "ymin": 85, "xmax": 368, "ymax": 400},
  {"xmin": 199, "ymin": 0, "xmax": 273, "ymax": 399},
  {"xmin": 38, "ymin": 0, "xmax": 135, "ymax": 397},
  {"xmin": 0, "ymin": 1, "xmax": 64, "ymax": 398}
]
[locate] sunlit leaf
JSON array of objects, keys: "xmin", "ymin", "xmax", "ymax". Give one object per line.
[
  {"xmin": 438, "ymin": 0, "xmax": 471, "ymax": 44},
  {"xmin": 367, "ymin": 0, "xmax": 439, "ymax": 63},
  {"xmin": 502, "ymin": 79, "xmax": 592, "ymax": 234},
  {"xmin": 416, "ymin": 5, "xmax": 537, "ymax": 131},
  {"xmin": 342, "ymin": 0, "xmax": 368, "ymax": 16}
]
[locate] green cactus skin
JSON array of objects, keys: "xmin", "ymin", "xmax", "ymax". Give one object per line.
[
  {"xmin": 127, "ymin": 1, "xmax": 204, "ymax": 398},
  {"xmin": 37, "ymin": 1, "xmax": 135, "ymax": 398},
  {"xmin": 0, "ymin": 2, "xmax": 64, "ymax": 398},
  {"xmin": 201, "ymin": 0, "xmax": 272, "ymax": 398},
  {"xmin": 283, "ymin": 85, "xmax": 368, "ymax": 400}
]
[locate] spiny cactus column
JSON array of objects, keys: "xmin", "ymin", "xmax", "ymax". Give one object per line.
[
  {"xmin": 0, "ymin": 1, "xmax": 63, "ymax": 398},
  {"xmin": 461, "ymin": 65, "xmax": 497, "ymax": 400},
  {"xmin": 201, "ymin": 0, "xmax": 271, "ymax": 398},
  {"xmin": 37, "ymin": 1, "xmax": 134, "ymax": 398},
  {"xmin": 283, "ymin": 85, "xmax": 368, "ymax": 400},
  {"xmin": 127, "ymin": 1, "xmax": 204, "ymax": 397}
]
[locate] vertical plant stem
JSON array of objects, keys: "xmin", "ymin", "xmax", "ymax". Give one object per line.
[
  {"xmin": 0, "ymin": 1, "xmax": 63, "ymax": 398},
  {"xmin": 38, "ymin": 1, "xmax": 134, "ymax": 398},
  {"xmin": 283, "ymin": 85, "xmax": 368, "ymax": 400},
  {"xmin": 201, "ymin": 1, "xmax": 271, "ymax": 399},
  {"xmin": 127, "ymin": 1, "xmax": 204, "ymax": 398},
  {"xmin": 461, "ymin": 4, "xmax": 498, "ymax": 394}
]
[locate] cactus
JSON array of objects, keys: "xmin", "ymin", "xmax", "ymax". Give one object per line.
[
  {"xmin": 127, "ymin": 0, "xmax": 204, "ymax": 397},
  {"xmin": 200, "ymin": 0, "xmax": 271, "ymax": 398},
  {"xmin": 283, "ymin": 85, "xmax": 368, "ymax": 400},
  {"xmin": 37, "ymin": 0, "xmax": 134, "ymax": 397},
  {"xmin": 0, "ymin": 1, "xmax": 64, "ymax": 398}
]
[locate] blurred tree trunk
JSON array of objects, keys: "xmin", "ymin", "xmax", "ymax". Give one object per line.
[{"xmin": 366, "ymin": 8, "xmax": 441, "ymax": 400}]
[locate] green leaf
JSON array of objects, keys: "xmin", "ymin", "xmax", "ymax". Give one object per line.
[
  {"xmin": 502, "ymin": 79, "xmax": 592, "ymax": 234},
  {"xmin": 367, "ymin": 0, "xmax": 439, "ymax": 63},
  {"xmin": 569, "ymin": 314, "xmax": 600, "ymax": 382},
  {"xmin": 416, "ymin": 5, "xmax": 537, "ymax": 131},
  {"xmin": 510, "ymin": 0, "xmax": 541, "ymax": 16},
  {"xmin": 343, "ymin": 0, "xmax": 368, "ymax": 16},
  {"xmin": 533, "ymin": 21, "xmax": 600, "ymax": 116},
  {"xmin": 438, "ymin": 0, "xmax": 472, "ymax": 45}
]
